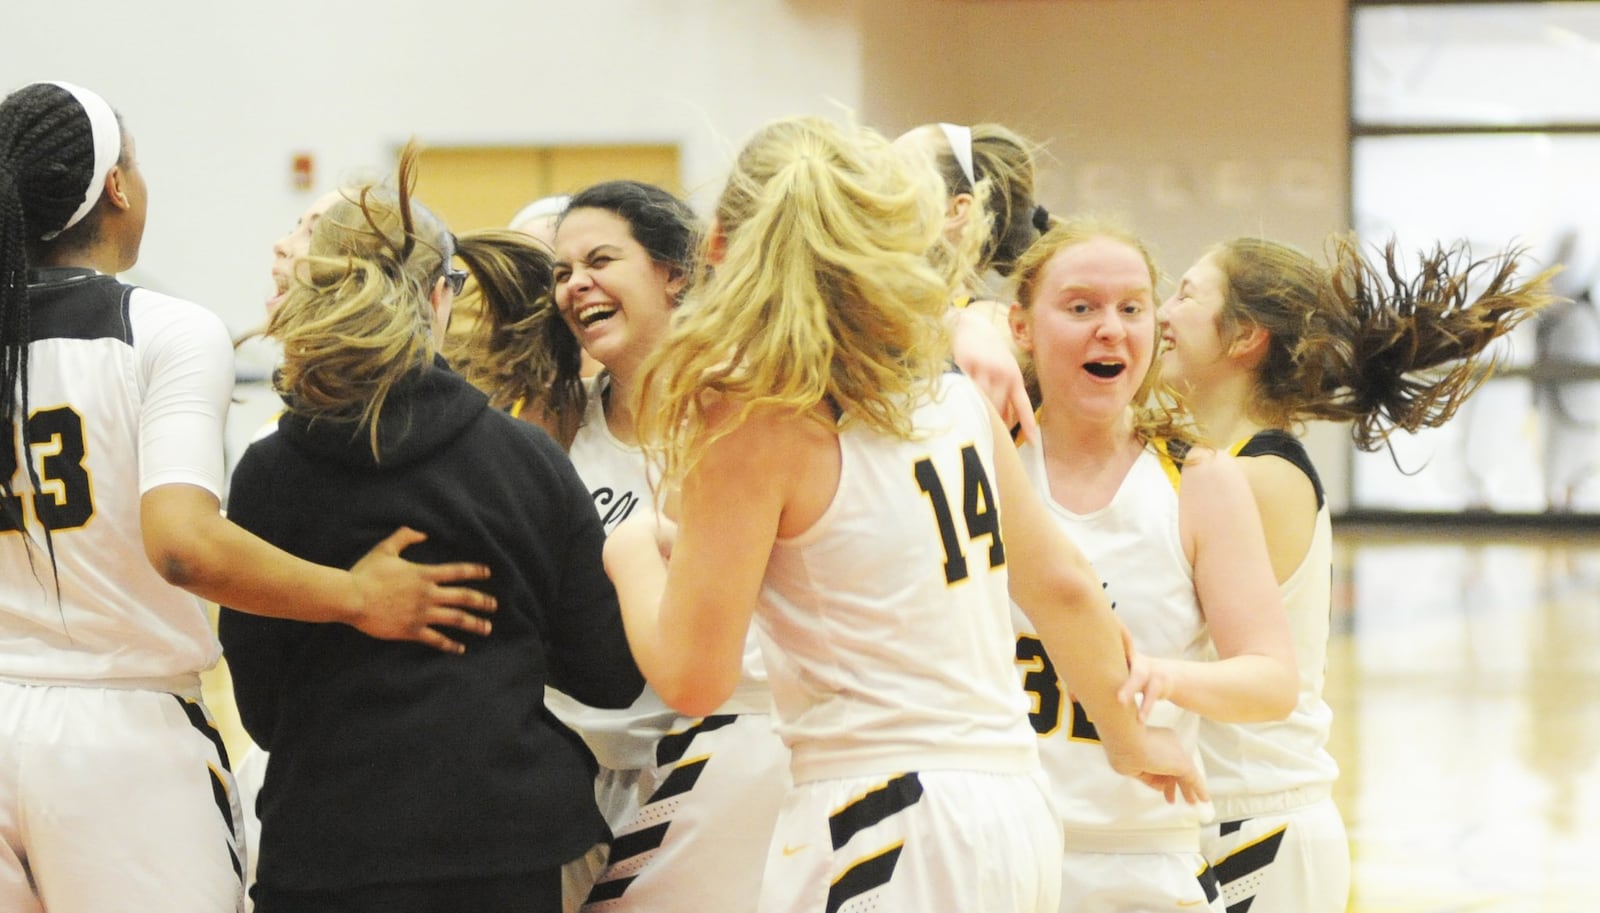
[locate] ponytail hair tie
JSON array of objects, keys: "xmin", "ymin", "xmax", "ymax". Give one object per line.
[{"xmin": 1031, "ymin": 204, "xmax": 1052, "ymax": 233}]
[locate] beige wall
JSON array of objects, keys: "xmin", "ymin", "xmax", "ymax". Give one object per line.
[
  {"xmin": 858, "ymin": 0, "xmax": 1353, "ymax": 506},
  {"xmin": 860, "ymin": 0, "xmax": 1349, "ymax": 265},
  {"xmin": 9, "ymin": 0, "xmax": 1357, "ymax": 504}
]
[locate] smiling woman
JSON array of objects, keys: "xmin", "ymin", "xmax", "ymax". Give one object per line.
[
  {"xmin": 1005, "ymin": 215, "xmax": 1297, "ymax": 913},
  {"xmin": 531, "ymin": 179, "xmax": 799, "ymax": 913},
  {"xmin": 216, "ymin": 141, "xmax": 644, "ymax": 913},
  {"xmin": 1157, "ymin": 232, "xmax": 1556, "ymax": 913},
  {"xmin": 265, "ymin": 190, "xmax": 345, "ymax": 316},
  {"xmin": 604, "ymin": 115, "xmax": 1203, "ymax": 913},
  {"xmin": 552, "ymin": 204, "xmax": 684, "ymax": 408}
]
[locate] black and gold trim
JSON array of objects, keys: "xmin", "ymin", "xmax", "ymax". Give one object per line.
[
  {"xmin": 1197, "ymin": 859, "xmax": 1222, "ymax": 906},
  {"xmin": 655, "ymin": 713, "xmax": 736, "ymax": 766},
  {"xmin": 828, "ymin": 772, "xmax": 923, "ymax": 851},
  {"xmin": 825, "ymin": 841, "xmax": 904, "ymax": 913},
  {"xmin": 585, "ymin": 821, "xmax": 672, "ymax": 903},
  {"xmin": 173, "ymin": 696, "xmax": 243, "ymax": 885},
  {"xmin": 1213, "ymin": 822, "xmax": 1288, "ymax": 913},
  {"xmin": 647, "ymin": 754, "xmax": 709, "ymax": 806}
]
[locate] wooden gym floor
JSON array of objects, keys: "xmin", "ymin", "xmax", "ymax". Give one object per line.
[{"xmin": 1329, "ymin": 525, "xmax": 1600, "ymax": 912}]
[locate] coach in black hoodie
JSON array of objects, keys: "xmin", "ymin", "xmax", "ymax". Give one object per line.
[{"xmin": 219, "ymin": 147, "xmax": 643, "ymax": 913}]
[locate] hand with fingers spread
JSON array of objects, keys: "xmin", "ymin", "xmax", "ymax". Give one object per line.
[{"xmin": 347, "ymin": 526, "xmax": 496, "ymax": 655}]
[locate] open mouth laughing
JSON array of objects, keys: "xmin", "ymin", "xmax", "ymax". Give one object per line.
[
  {"xmin": 1083, "ymin": 360, "xmax": 1126, "ymax": 379},
  {"xmin": 576, "ymin": 302, "xmax": 618, "ymax": 327}
]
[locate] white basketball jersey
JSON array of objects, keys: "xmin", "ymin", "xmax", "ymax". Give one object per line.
[
  {"xmin": 758, "ymin": 373, "xmax": 1037, "ymax": 784},
  {"xmin": 1012, "ymin": 438, "xmax": 1215, "ymax": 846},
  {"xmin": 1199, "ymin": 487, "xmax": 1338, "ymax": 819},
  {"xmin": 1, "ymin": 273, "xmax": 232, "ymax": 689},
  {"xmin": 566, "ymin": 374, "xmax": 654, "ymax": 538},
  {"xmin": 550, "ymin": 374, "xmax": 770, "ymax": 772}
]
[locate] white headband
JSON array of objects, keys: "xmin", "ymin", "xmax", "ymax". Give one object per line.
[
  {"xmin": 937, "ymin": 122, "xmax": 977, "ymax": 190},
  {"xmin": 508, "ymin": 194, "xmax": 570, "ymax": 230},
  {"xmin": 41, "ymin": 81, "xmax": 122, "ymax": 241}
]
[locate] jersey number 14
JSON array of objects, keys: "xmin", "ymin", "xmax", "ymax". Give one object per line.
[{"xmin": 913, "ymin": 443, "xmax": 1005, "ymax": 585}]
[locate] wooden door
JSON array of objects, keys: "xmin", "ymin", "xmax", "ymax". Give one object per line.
[{"xmin": 415, "ymin": 143, "xmax": 682, "ymax": 233}]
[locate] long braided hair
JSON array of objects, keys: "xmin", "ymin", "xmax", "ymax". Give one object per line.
[{"xmin": 0, "ymin": 82, "xmax": 119, "ymax": 592}]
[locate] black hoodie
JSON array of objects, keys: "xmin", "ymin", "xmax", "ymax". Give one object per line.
[{"xmin": 218, "ymin": 358, "xmax": 643, "ymax": 892}]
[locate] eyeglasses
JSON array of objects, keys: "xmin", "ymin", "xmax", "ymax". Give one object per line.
[{"xmin": 444, "ymin": 267, "xmax": 468, "ymax": 296}]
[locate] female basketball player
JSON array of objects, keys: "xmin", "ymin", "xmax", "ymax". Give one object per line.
[
  {"xmin": 1005, "ymin": 217, "xmax": 1297, "ymax": 912},
  {"xmin": 895, "ymin": 121, "xmax": 1047, "ymax": 296},
  {"xmin": 539, "ymin": 179, "xmax": 792, "ymax": 913},
  {"xmin": 217, "ymin": 141, "xmax": 643, "ymax": 913},
  {"xmin": 605, "ymin": 115, "xmax": 1203, "ymax": 913},
  {"xmin": 1160, "ymin": 235, "xmax": 1557, "ymax": 913},
  {"xmin": 1, "ymin": 82, "xmax": 492, "ymax": 913},
  {"xmin": 895, "ymin": 119, "xmax": 1046, "ymax": 437}
]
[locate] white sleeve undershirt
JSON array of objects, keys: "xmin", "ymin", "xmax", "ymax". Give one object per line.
[{"xmin": 132, "ymin": 288, "xmax": 235, "ymax": 498}]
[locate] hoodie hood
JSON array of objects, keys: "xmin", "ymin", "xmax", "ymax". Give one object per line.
[{"xmin": 277, "ymin": 355, "xmax": 490, "ymax": 471}]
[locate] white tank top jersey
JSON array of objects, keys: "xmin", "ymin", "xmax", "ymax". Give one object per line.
[
  {"xmin": 1012, "ymin": 438, "xmax": 1216, "ymax": 847},
  {"xmin": 566, "ymin": 374, "xmax": 654, "ymax": 538},
  {"xmin": 1199, "ymin": 467, "xmax": 1338, "ymax": 820},
  {"xmin": 1, "ymin": 272, "xmax": 233, "ymax": 692},
  {"xmin": 548, "ymin": 374, "xmax": 771, "ymax": 771},
  {"xmin": 758, "ymin": 372, "xmax": 1038, "ymax": 785}
]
